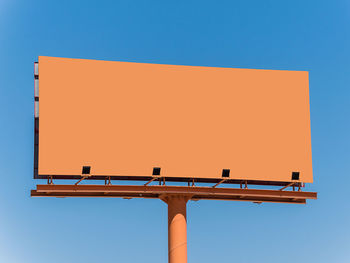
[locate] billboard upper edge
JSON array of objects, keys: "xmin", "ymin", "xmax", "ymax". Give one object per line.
[{"xmin": 38, "ymin": 55, "xmax": 309, "ymax": 73}]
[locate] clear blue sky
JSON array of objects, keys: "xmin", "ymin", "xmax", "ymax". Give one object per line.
[{"xmin": 1, "ymin": 0, "xmax": 349, "ymax": 262}]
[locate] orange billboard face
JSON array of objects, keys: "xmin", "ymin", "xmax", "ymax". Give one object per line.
[{"xmin": 35, "ymin": 56, "xmax": 312, "ymax": 183}]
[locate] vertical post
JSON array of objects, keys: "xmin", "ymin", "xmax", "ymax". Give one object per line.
[{"xmin": 164, "ymin": 195, "xmax": 188, "ymax": 263}]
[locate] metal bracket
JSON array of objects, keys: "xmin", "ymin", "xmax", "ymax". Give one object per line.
[
  {"xmin": 188, "ymin": 179, "xmax": 196, "ymax": 187},
  {"xmin": 105, "ymin": 176, "xmax": 112, "ymax": 185},
  {"xmin": 239, "ymin": 181, "xmax": 249, "ymax": 189},
  {"xmin": 212, "ymin": 179, "xmax": 227, "ymax": 188},
  {"xmin": 75, "ymin": 176, "xmax": 88, "ymax": 185},
  {"xmin": 47, "ymin": 175, "xmax": 54, "ymax": 185},
  {"xmin": 144, "ymin": 177, "xmax": 158, "ymax": 186},
  {"xmin": 279, "ymin": 182, "xmax": 294, "ymax": 191}
]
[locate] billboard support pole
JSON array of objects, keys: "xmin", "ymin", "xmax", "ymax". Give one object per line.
[{"xmin": 162, "ymin": 195, "xmax": 190, "ymax": 263}]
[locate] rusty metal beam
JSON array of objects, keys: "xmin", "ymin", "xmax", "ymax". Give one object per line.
[
  {"xmin": 31, "ymin": 190, "xmax": 308, "ymax": 204},
  {"xmin": 31, "ymin": 184, "xmax": 317, "ymax": 204}
]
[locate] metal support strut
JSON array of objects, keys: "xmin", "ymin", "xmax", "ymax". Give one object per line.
[
  {"xmin": 47, "ymin": 176, "xmax": 53, "ymax": 185},
  {"xmin": 75, "ymin": 176, "xmax": 87, "ymax": 185},
  {"xmin": 212, "ymin": 179, "xmax": 226, "ymax": 188},
  {"xmin": 144, "ymin": 177, "xmax": 157, "ymax": 186},
  {"xmin": 279, "ymin": 182, "xmax": 294, "ymax": 191}
]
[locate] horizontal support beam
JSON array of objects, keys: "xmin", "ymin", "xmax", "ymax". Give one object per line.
[{"xmin": 31, "ymin": 184, "xmax": 317, "ymax": 204}]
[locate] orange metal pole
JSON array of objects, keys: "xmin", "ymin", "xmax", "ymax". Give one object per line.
[{"xmin": 165, "ymin": 195, "xmax": 188, "ymax": 263}]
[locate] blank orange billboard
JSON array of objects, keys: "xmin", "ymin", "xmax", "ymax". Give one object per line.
[{"xmin": 34, "ymin": 56, "xmax": 312, "ymax": 184}]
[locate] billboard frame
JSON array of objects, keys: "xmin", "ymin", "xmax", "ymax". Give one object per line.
[{"xmin": 33, "ymin": 59, "xmax": 308, "ymax": 188}]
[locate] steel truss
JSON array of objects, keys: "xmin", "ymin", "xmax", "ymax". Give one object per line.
[{"xmin": 31, "ymin": 179, "xmax": 316, "ymax": 204}]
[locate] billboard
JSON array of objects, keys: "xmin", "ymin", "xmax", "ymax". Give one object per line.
[{"xmin": 34, "ymin": 56, "xmax": 312, "ymax": 184}]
